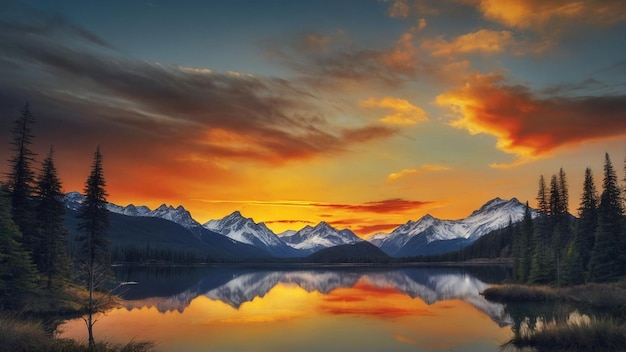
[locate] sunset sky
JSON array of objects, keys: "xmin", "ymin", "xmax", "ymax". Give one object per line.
[{"xmin": 1, "ymin": 0, "xmax": 625, "ymax": 237}]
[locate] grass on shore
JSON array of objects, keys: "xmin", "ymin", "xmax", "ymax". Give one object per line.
[
  {"xmin": 484, "ymin": 282, "xmax": 626, "ymax": 351},
  {"xmin": 1, "ymin": 283, "xmax": 153, "ymax": 352},
  {"xmin": 503, "ymin": 317, "xmax": 626, "ymax": 352},
  {"xmin": 0, "ymin": 313, "xmax": 154, "ymax": 352}
]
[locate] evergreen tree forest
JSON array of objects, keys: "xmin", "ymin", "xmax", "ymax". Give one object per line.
[
  {"xmin": 512, "ymin": 153, "xmax": 626, "ymax": 285},
  {"xmin": 0, "ymin": 103, "xmax": 111, "ymax": 309}
]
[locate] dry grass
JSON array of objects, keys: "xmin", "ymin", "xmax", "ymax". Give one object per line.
[
  {"xmin": 0, "ymin": 314, "xmax": 154, "ymax": 352},
  {"xmin": 503, "ymin": 317, "xmax": 626, "ymax": 352},
  {"xmin": 0, "ymin": 313, "xmax": 50, "ymax": 352}
]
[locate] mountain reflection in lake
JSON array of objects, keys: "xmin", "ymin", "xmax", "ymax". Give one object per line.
[{"xmin": 57, "ymin": 266, "xmax": 514, "ymax": 352}]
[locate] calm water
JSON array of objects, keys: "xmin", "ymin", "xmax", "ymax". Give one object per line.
[{"xmin": 57, "ymin": 265, "xmax": 515, "ymax": 351}]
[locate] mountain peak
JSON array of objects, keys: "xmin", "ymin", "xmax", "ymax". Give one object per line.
[
  {"xmin": 316, "ymin": 221, "xmax": 333, "ymax": 229},
  {"xmin": 471, "ymin": 197, "xmax": 522, "ymax": 217},
  {"xmin": 202, "ymin": 211, "xmax": 295, "ymax": 257},
  {"xmin": 229, "ymin": 210, "xmax": 243, "ymax": 217}
]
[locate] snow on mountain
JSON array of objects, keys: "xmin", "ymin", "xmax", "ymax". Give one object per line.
[
  {"xmin": 63, "ymin": 191, "xmax": 85, "ymax": 211},
  {"xmin": 366, "ymin": 232, "xmax": 390, "ymax": 247},
  {"xmin": 63, "ymin": 191, "xmax": 202, "ymax": 232},
  {"xmin": 374, "ymin": 197, "xmax": 532, "ymax": 257},
  {"xmin": 277, "ymin": 229, "xmax": 297, "ymax": 238},
  {"xmin": 280, "ymin": 222, "xmax": 362, "ymax": 255},
  {"xmin": 148, "ymin": 204, "xmax": 203, "ymax": 231},
  {"xmin": 202, "ymin": 211, "xmax": 297, "ymax": 257}
]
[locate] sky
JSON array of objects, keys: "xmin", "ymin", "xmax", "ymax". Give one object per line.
[{"xmin": 1, "ymin": 0, "xmax": 625, "ymax": 237}]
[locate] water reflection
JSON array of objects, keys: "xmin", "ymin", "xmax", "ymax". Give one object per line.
[
  {"xmin": 115, "ymin": 267, "xmax": 511, "ymax": 325},
  {"xmin": 59, "ymin": 266, "xmax": 514, "ymax": 352}
]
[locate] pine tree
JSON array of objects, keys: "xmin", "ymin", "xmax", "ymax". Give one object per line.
[
  {"xmin": 76, "ymin": 147, "xmax": 110, "ymax": 349},
  {"xmin": 536, "ymin": 175, "xmax": 549, "ymax": 215},
  {"xmin": 588, "ymin": 153, "xmax": 624, "ymax": 282},
  {"xmin": 576, "ymin": 167, "xmax": 598, "ymax": 275},
  {"xmin": 551, "ymin": 169, "xmax": 571, "ymax": 285},
  {"xmin": 5, "ymin": 103, "xmax": 37, "ymax": 251},
  {"xmin": 620, "ymin": 150, "xmax": 626, "ymax": 275},
  {"xmin": 0, "ymin": 185, "xmax": 38, "ymax": 308},
  {"xmin": 530, "ymin": 175, "xmax": 554, "ymax": 283},
  {"xmin": 513, "ymin": 202, "xmax": 533, "ymax": 282},
  {"xmin": 35, "ymin": 148, "xmax": 69, "ymax": 289}
]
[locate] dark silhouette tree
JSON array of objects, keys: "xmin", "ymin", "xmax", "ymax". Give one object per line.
[
  {"xmin": 0, "ymin": 185, "xmax": 37, "ymax": 308},
  {"xmin": 5, "ymin": 103, "xmax": 37, "ymax": 251},
  {"xmin": 575, "ymin": 167, "xmax": 598, "ymax": 277},
  {"xmin": 34, "ymin": 147, "xmax": 69, "ymax": 289},
  {"xmin": 530, "ymin": 175, "xmax": 554, "ymax": 283},
  {"xmin": 588, "ymin": 153, "xmax": 623, "ymax": 282},
  {"xmin": 513, "ymin": 201, "xmax": 533, "ymax": 282},
  {"xmin": 76, "ymin": 146, "xmax": 111, "ymax": 350},
  {"xmin": 550, "ymin": 169, "xmax": 571, "ymax": 285}
]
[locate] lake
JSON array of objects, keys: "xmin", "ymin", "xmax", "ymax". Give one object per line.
[{"xmin": 57, "ymin": 265, "xmax": 515, "ymax": 351}]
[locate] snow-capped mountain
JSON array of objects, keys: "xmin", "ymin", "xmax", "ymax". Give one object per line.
[
  {"xmin": 280, "ymin": 222, "xmax": 362, "ymax": 255},
  {"xmin": 63, "ymin": 191, "xmax": 203, "ymax": 232},
  {"xmin": 203, "ymin": 211, "xmax": 298, "ymax": 257},
  {"xmin": 373, "ymin": 197, "xmax": 532, "ymax": 257},
  {"xmin": 146, "ymin": 204, "xmax": 203, "ymax": 232},
  {"xmin": 366, "ymin": 232, "xmax": 390, "ymax": 247}
]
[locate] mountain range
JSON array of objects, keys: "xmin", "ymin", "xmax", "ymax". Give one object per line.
[
  {"xmin": 370, "ymin": 197, "xmax": 532, "ymax": 256},
  {"xmin": 63, "ymin": 192, "xmax": 531, "ymax": 260}
]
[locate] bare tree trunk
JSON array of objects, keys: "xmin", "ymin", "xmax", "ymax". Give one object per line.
[{"xmin": 88, "ymin": 235, "xmax": 95, "ymax": 352}]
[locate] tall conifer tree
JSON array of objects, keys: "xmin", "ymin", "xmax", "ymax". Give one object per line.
[
  {"xmin": 5, "ymin": 103, "xmax": 37, "ymax": 251},
  {"xmin": 588, "ymin": 153, "xmax": 623, "ymax": 282},
  {"xmin": 576, "ymin": 167, "xmax": 598, "ymax": 275},
  {"xmin": 0, "ymin": 185, "xmax": 37, "ymax": 307},
  {"xmin": 76, "ymin": 147, "xmax": 110, "ymax": 349},
  {"xmin": 35, "ymin": 148, "xmax": 69, "ymax": 289},
  {"xmin": 530, "ymin": 175, "xmax": 554, "ymax": 283},
  {"xmin": 513, "ymin": 202, "xmax": 533, "ymax": 282}
]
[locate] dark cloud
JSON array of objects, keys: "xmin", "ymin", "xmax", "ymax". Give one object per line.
[
  {"xmin": 265, "ymin": 31, "xmax": 421, "ymax": 91},
  {"xmin": 0, "ymin": 11, "xmax": 400, "ymax": 196}
]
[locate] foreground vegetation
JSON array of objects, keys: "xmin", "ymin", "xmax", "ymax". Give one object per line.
[
  {"xmin": 502, "ymin": 317, "xmax": 626, "ymax": 352},
  {"xmin": 484, "ymin": 283, "xmax": 626, "ymax": 351},
  {"xmin": 0, "ymin": 104, "xmax": 153, "ymax": 351},
  {"xmin": 0, "ymin": 313, "xmax": 153, "ymax": 352}
]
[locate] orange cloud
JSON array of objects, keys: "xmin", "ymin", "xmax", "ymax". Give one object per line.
[
  {"xmin": 324, "ymin": 198, "xmax": 434, "ymax": 214},
  {"xmin": 196, "ymin": 198, "xmax": 433, "ymax": 214},
  {"xmin": 388, "ymin": 164, "xmax": 451, "ymax": 181},
  {"xmin": 378, "ymin": 32, "xmax": 419, "ymax": 74},
  {"xmin": 361, "ymin": 96, "xmax": 428, "ymax": 125},
  {"xmin": 436, "ymin": 74, "xmax": 626, "ymax": 166},
  {"xmin": 474, "ymin": 0, "xmax": 626, "ymax": 30},
  {"xmin": 422, "ymin": 29, "xmax": 517, "ymax": 57}
]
